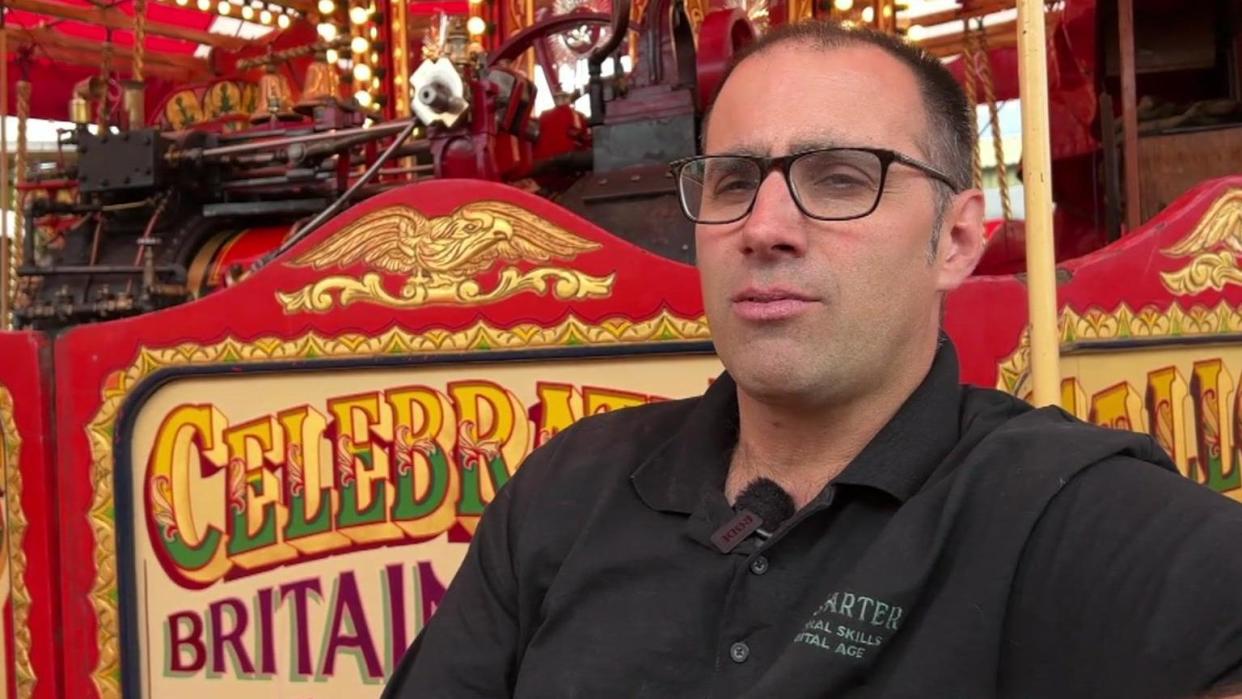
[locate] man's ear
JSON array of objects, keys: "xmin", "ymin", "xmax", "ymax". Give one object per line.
[{"xmin": 935, "ymin": 189, "xmax": 987, "ymax": 292}]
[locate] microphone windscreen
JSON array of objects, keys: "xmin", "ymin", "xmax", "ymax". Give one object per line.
[{"xmin": 734, "ymin": 477, "xmax": 795, "ymax": 532}]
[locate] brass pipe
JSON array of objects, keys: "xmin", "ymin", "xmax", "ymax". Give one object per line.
[{"xmin": 124, "ymin": 81, "xmax": 146, "ymax": 129}]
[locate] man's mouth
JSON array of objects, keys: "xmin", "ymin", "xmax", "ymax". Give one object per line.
[{"xmin": 731, "ymin": 288, "xmax": 819, "ymax": 321}]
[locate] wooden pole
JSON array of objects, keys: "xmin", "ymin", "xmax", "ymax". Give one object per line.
[
  {"xmin": 1118, "ymin": 0, "xmax": 1142, "ymax": 231},
  {"xmin": 1015, "ymin": 0, "xmax": 1060, "ymax": 407}
]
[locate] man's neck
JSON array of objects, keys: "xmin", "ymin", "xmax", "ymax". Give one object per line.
[{"xmin": 724, "ymin": 336, "xmax": 941, "ymax": 510}]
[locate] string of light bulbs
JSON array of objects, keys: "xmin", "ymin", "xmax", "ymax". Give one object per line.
[
  {"xmin": 168, "ymin": 0, "xmax": 302, "ymax": 27},
  {"xmin": 314, "ymin": 0, "xmax": 382, "ymax": 112},
  {"xmin": 466, "ymin": 0, "xmax": 488, "ymax": 40}
]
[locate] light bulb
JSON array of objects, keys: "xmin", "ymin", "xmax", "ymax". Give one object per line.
[
  {"xmin": 317, "ymin": 0, "xmax": 335, "ymax": 14},
  {"xmin": 861, "ymin": 6, "xmax": 874, "ymax": 21},
  {"xmin": 369, "ymin": 26, "xmax": 378, "ymax": 39},
  {"xmin": 218, "ymin": 1, "xmax": 231, "ymax": 14},
  {"xmin": 370, "ymin": 76, "xmax": 380, "ymax": 89},
  {"xmin": 197, "ymin": 0, "xmax": 211, "ymax": 10},
  {"xmin": 241, "ymin": 5, "xmax": 254, "ymax": 18},
  {"xmin": 259, "ymin": 8, "xmax": 272, "ymax": 22},
  {"xmin": 277, "ymin": 13, "xmax": 291, "ymax": 27},
  {"xmin": 354, "ymin": 90, "xmax": 373, "ymax": 107},
  {"xmin": 833, "ymin": 0, "xmax": 853, "ymax": 9},
  {"xmin": 326, "ymin": 48, "xmax": 339, "ymax": 62},
  {"xmin": 466, "ymin": 16, "xmax": 486, "ymax": 35},
  {"xmin": 906, "ymin": 24, "xmax": 925, "ymax": 41},
  {"xmin": 349, "ymin": 6, "xmax": 369, "ymax": 24},
  {"xmin": 353, "ymin": 63, "xmax": 372, "ymax": 81},
  {"xmin": 175, "ymin": 0, "xmax": 189, "ymax": 6},
  {"xmin": 317, "ymin": 22, "xmax": 338, "ymax": 40},
  {"xmin": 883, "ymin": 4, "xmax": 892, "ymax": 17},
  {"xmin": 351, "ymin": 36, "xmax": 370, "ymax": 53}
]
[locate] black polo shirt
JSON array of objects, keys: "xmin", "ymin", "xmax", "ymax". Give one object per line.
[{"xmin": 384, "ymin": 341, "xmax": 1242, "ymax": 698}]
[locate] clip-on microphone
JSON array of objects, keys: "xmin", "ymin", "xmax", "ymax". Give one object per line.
[{"xmin": 711, "ymin": 477, "xmax": 796, "ymax": 553}]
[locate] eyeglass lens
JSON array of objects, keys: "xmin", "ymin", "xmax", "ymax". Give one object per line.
[{"xmin": 678, "ymin": 149, "xmax": 885, "ymax": 223}]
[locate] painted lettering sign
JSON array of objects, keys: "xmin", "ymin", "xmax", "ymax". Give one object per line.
[
  {"xmin": 1060, "ymin": 345, "xmax": 1242, "ymax": 502},
  {"xmin": 127, "ymin": 355, "xmax": 722, "ymax": 697},
  {"xmin": 126, "ymin": 341, "xmax": 1242, "ymax": 696}
]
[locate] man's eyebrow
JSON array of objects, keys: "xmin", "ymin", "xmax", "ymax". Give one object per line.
[
  {"xmin": 786, "ymin": 138, "xmax": 847, "ymax": 154},
  {"xmin": 707, "ymin": 144, "xmax": 771, "ymax": 157},
  {"xmin": 707, "ymin": 137, "xmax": 874, "ymax": 158}
]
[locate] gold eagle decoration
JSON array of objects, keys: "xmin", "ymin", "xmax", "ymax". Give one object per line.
[
  {"xmin": 277, "ymin": 201, "xmax": 616, "ymax": 312},
  {"xmin": 1160, "ymin": 188, "xmax": 1242, "ymax": 296}
]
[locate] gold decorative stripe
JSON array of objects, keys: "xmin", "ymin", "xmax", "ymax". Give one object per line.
[
  {"xmin": 996, "ymin": 300, "xmax": 1242, "ymax": 395},
  {"xmin": 0, "ymin": 386, "xmax": 34, "ymax": 698}
]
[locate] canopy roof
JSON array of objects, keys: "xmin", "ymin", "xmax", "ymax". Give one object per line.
[
  {"xmin": 2, "ymin": 0, "xmax": 1109, "ymax": 149},
  {"xmin": 2, "ymin": 0, "xmax": 465, "ymax": 120}
]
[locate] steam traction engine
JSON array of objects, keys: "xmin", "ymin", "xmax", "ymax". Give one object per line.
[{"xmin": 9, "ymin": 0, "xmax": 757, "ymax": 331}]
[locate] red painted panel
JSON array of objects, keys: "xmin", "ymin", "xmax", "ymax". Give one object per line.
[
  {"xmin": 50, "ymin": 178, "xmax": 706, "ymax": 698},
  {"xmin": 44, "ymin": 173, "xmax": 1242, "ymax": 696},
  {"xmin": 0, "ymin": 330, "xmax": 62, "ymax": 699}
]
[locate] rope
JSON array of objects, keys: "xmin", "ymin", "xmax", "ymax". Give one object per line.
[
  {"xmin": 133, "ymin": 0, "xmax": 147, "ymax": 83},
  {"xmin": 974, "ymin": 18, "xmax": 1012, "ymax": 226},
  {"xmin": 1, "ymin": 24, "xmax": 9, "ymax": 329},
  {"xmin": 962, "ymin": 20, "xmax": 982, "ymax": 191},
  {"xmin": 13, "ymin": 80, "xmax": 29, "ymax": 282}
]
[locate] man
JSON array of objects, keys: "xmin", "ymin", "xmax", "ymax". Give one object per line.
[{"xmin": 384, "ymin": 21, "xmax": 1242, "ymax": 698}]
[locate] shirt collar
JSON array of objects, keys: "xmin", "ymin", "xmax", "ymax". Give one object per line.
[
  {"xmin": 631, "ymin": 337, "xmax": 964, "ymax": 512},
  {"xmin": 830, "ymin": 337, "xmax": 963, "ymax": 501}
]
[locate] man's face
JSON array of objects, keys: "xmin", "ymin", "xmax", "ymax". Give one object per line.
[{"xmin": 697, "ymin": 43, "xmax": 983, "ymax": 408}]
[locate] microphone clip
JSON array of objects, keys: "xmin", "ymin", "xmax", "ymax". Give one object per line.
[{"xmin": 711, "ymin": 509, "xmax": 764, "ymax": 554}]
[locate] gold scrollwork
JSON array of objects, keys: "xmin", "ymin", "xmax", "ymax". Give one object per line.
[
  {"xmin": 1160, "ymin": 251, "xmax": 1242, "ymax": 296},
  {"xmin": 1160, "ymin": 188, "xmax": 1242, "ymax": 295},
  {"xmin": 997, "ymin": 300, "xmax": 1242, "ymax": 395},
  {"xmin": 0, "ymin": 386, "xmax": 34, "ymax": 698},
  {"xmin": 87, "ymin": 382, "xmax": 121, "ymax": 699},
  {"xmin": 277, "ymin": 201, "xmax": 615, "ymax": 313},
  {"xmin": 86, "ymin": 310, "xmax": 711, "ymax": 695},
  {"xmin": 685, "ymin": 0, "xmax": 707, "ymax": 33},
  {"xmin": 278, "ymin": 267, "xmax": 615, "ymax": 313}
]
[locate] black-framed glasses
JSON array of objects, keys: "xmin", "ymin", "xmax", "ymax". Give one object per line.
[{"xmin": 669, "ymin": 147, "xmax": 961, "ymax": 224}]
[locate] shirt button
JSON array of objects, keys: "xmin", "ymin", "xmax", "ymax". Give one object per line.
[
  {"xmin": 729, "ymin": 641, "xmax": 750, "ymax": 664},
  {"xmin": 749, "ymin": 556, "xmax": 769, "ymax": 575}
]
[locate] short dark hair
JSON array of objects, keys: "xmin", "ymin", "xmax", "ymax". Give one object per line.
[{"xmin": 703, "ymin": 21, "xmax": 976, "ymax": 194}]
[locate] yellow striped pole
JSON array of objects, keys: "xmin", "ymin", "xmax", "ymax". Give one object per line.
[{"xmin": 1015, "ymin": 0, "xmax": 1060, "ymax": 406}]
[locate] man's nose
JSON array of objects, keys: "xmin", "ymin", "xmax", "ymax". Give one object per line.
[{"xmin": 738, "ymin": 171, "xmax": 809, "ymax": 258}]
